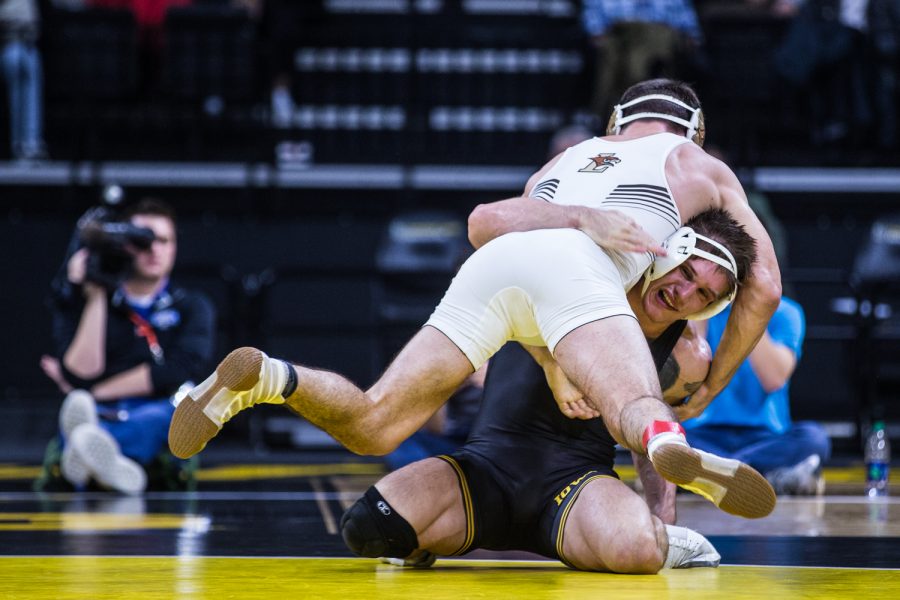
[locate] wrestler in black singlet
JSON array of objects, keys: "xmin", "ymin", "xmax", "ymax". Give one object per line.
[{"xmin": 438, "ymin": 320, "xmax": 686, "ymax": 561}]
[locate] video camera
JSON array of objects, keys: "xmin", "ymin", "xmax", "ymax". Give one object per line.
[{"xmin": 76, "ymin": 205, "xmax": 156, "ymax": 289}]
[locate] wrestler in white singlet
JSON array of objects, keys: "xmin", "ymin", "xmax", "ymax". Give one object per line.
[{"xmin": 426, "ymin": 133, "xmax": 689, "ymax": 368}]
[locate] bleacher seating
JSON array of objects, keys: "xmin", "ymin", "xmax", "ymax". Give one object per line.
[
  {"xmin": 29, "ymin": 1, "xmax": 900, "ymax": 166},
  {"xmin": 36, "ymin": 1, "xmax": 590, "ymax": 165},
  {"xmin": 42, "ymin": 7, "xmax": 140, "ymax": 158},
  {"xmin": 162, "ymin": 5, "xmax": 258, "ymax": 103},
  {"xmin": 159, "ymin": 4, "xmax": 260, "ymax": 160}
]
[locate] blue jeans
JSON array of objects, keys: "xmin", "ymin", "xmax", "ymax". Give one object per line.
[
  {"xmin": 97, "ymin": 398, "xmax": 176, "ymax": 466},
  {"xmin": 685, "ymin": 422, "xmax": 832, "ymax": 474},
  {"xmin": 1, "ymin": 39, "xmax": 44, "ymax": 157}
]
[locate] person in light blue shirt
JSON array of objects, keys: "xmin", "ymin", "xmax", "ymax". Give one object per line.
[{"xmin": 683, "ymin": 296, "xmax": 832, "ymax": 495}]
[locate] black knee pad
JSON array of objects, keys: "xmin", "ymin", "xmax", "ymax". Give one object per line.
[{"xmin": 340, "ymin": 487, "xmax": 419, "ymax": 559}]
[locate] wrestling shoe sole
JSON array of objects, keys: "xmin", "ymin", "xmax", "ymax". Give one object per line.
[
  {"xmin": 653, "ymin": 444, "xmax": 776, "ymax": 519},
  {"xmin": 168, "ymin": 347, "xmax": 265, "ymax": 459}
]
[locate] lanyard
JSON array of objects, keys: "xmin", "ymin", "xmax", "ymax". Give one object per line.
[{"xmin": 128, "ymin": 311, "xmax": 165, "ymax": 365}]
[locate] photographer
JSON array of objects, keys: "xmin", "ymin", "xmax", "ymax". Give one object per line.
[{"xmin": 37, "ymin": 198, "xmax": 216, "ymax": 493}]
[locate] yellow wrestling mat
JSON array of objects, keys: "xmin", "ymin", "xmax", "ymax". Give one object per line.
[{"xmin": 1, "ymin": 557, "xmax": 897, "ymax": 599}]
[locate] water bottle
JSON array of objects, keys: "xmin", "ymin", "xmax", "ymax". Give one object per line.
[{"xmin": 864, "ymin": 421, "xmax": 891, "ymax": 497}]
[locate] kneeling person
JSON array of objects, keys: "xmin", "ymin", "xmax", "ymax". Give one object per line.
[{"xmin": 341, "ymin": 267, "xmax": 721, "ymax": 574}]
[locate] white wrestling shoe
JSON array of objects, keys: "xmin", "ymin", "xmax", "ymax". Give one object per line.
[
  {"xmin": 646, "ymin": 426, "xmax": 776, "ymax": 519},
  {"xmin": 663, "ymin": 525, "xmax": 720, "ymax": 569},
  {"xmin": 59, "ymin": 389, "xmax": 99, "ymax": 440},
  {"xmin": 380, "ymin": 551, "xmax": 437, "ymax": 568},
  {"xmin": 62, "ymin": 423, "xmax": 146, "ymax": 494},
  {"xmin": 168, "ymin": 347, "xmax": 291, "ymax": 459}
]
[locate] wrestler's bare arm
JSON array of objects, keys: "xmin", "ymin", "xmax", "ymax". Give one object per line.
[
  {"xmin": 632, "ymin": 451, "xmax": 676, "ymax": 525},
  {"xmin": 661, "ymin": 322, "xmax": 711, "ymax": 405},
  {"xmin": 675, "ymin": 163, "xmax": 782, "ymax": 420},
  {"xmin": 467, "ymin": 154, "xmax": 665, "ymax": 255}
]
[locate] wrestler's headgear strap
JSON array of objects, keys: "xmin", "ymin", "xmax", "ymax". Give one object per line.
[
  {"xmin": 606, "ymin": 94, "xmax": 706, "ymax": 147},
  {"xmin": 641, "ymin": 226, "xmax": 738, "ymax": 320}
]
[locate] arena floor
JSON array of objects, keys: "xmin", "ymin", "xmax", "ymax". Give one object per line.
[{"xmin": 0, "ymin": 457, "xmax": 898, "ymax": 599}]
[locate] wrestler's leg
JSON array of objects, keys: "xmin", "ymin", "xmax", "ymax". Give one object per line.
[
  {"xmin": 285, "ymin": 326, "xmax": 473, "ymax": 455},
  {"xmin": 552, "ymin": 315, "xmax": 671, "ymax": 451},
  {"xmin": 553, "ymin": 318, "xmax": 777, "ymax": 519},
  {"xmin": 376, "ymin": 457, "xmax": 468, "ymax": 555},
  {"xmin": 169, "ymin": 326, "xmax": 473, "ymax": 458},
  {"xmin": 341, "ymin": 457, "xmax": 467, "ymax": 563},
  {"xmin": 558, "ymin": 477, "xmax": 666, "ymax": 573},
  {"xmin": 559, "ymin": 477, "xmax": 720, "ymax": 573}
]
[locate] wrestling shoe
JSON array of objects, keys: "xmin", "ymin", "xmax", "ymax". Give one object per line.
[
  {"xmin": 168, "ymin": 347, "xmax": 292, "ymax": 459},
  {"xmin": 62, "ymin": 423, "xmax": 146, "ymax": 494},
  {"xmin": 644, "ymin": 421, "xmax": 776, "ymax": 519},
  {"xmin": 59, "ymin": 389, "xmax": 99, "ymax": 440},
  {"xmin": 380, "ymin": 551, "xmax": 437, "ymax": 568},
  {"xmin": 663, "ymin": 525, "xmax": 720, "ymax": 569}
]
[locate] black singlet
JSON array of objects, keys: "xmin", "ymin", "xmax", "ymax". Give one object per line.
[{"xmin": 441, "ymin": 320, "xmax": 686, "ymax": 558}]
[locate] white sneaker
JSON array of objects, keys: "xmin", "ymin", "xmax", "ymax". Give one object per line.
[
  {"xmin": 59, "ymin": 390, "xmax": 98, "ymax": 440},
  {"xmin": 380, "ymin": 551, "xmax": 436, "ymax": 568},
  {"xmin": 63, "ymin": 423, "xmax": 147, "ymax": 494},
  {"xmin": 766, "ymin": 454, "xmax": 824, "ymax": 496},
  {"xmin": 60, "ymin": 440, "xmax": 92, "ymax": 488},
  {"xmin": 168, "ymin": 347, "xmax": 289, "ymax": 459},
  {"xmin": 663, "ymin": 525, "xmax": 720, "ymax": 569}
]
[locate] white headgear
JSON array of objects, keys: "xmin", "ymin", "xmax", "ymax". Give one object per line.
[
  {"xmin": 641, "ymin": 226, "xmax": 738, "ymax": 320},
  {"xmin": 607, "ymin": 94, "xmax": 706, "ymax": 147}
]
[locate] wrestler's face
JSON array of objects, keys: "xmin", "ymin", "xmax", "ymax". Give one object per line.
[{"xmin": 641, "ymin": 258, "xmax": 731, "ymax": 323}]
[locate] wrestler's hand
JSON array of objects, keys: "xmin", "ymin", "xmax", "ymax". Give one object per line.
[
  {"xmin": 560, "ymin": 399, "xmax": 601, "ymax": 420},
  {"xmin": 673, "ymin": 383, "xmax": 716, "ymax": 421},
  {"xmin": 577, "ymin": 208, "xmax": 667, "ymax": 256},
  {"xmin": 543, "ymin": 360, "xmax": 600, "ymax": 420}
]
